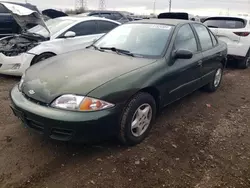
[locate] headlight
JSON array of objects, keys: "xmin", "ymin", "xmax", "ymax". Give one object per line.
[
  {"xmin": 51, "ymin": 94, "xmax": 115, "ymax": 111},
  {"xmin": 18, "ymin": 73, "xmax": 25, "ymax": 91}
]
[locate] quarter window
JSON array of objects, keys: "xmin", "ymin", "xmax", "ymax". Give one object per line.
[
  {"xmin": 193, "ymin": 24, "xmax": 213, "ymax": 51},
  {"xmin": 69, "ymin": 21, "xmax": 97, "ymax": 36},
  {"xmin": 175, "ymin": 24, "xmax": 198, "ymax": 53}
]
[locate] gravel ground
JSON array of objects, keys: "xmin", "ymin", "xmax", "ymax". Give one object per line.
[{"xmin": 1, "ymin": 67, "xmax": 250, "ymax": 188}]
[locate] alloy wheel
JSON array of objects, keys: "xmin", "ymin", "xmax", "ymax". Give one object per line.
[{"xmin": 131, "ymin": 103, "xmax": 152, "ymax": 137}]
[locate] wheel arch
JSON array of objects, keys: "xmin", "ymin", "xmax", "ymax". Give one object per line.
[
  {"xmin": 139, "ymin": 86, "xmax": 161, "ymax": 113},
  {"xmin": 30, "ymin": 52, "xmax": 57, "ymax": 66}
]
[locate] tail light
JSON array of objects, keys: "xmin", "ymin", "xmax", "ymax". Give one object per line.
[{"xmin": 233, "ymin": 32, "xmax": 250, "ymax": 37}]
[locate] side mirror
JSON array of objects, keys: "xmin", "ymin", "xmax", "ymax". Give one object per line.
[
  {"xmin": 173, "ymin": 49, "xmax": 193, "ymax": 59},
  {"xmin": 64, "ymin": 31, "xmax": 76, "ymax": 38}
]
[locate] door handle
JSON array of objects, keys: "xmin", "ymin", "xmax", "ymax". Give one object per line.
[{"xmin": 198, "ymin": 60, "xmax": 203, "ymax": 66}]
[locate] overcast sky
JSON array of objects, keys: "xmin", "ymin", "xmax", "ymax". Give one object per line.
[{"xmin": 5, "ymin": 0, "xmax": 250, "ymax": 15}]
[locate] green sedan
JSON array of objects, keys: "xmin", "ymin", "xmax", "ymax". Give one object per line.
[{"xmin": 10, "ymin": 19, "xmax": 227, "ymax": 146}]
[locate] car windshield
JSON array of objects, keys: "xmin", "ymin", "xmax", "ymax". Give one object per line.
[
  {"xmin": 28, "ymin": 18, "xmax": 76, "ymax": 37},
  {"xmin": 95, "ymin": 23, "xmax": 173, "ymax": 57}
]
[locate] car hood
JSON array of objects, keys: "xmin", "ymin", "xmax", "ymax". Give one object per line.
[
  {"xmin": 0, "ymin": 2, "xmax": 50, "ymax": 36},
  {"xmin": 22, "ymin": 49, "xmax": 156, "ymax": 104}
]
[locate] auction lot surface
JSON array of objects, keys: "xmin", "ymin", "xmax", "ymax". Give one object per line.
[{"xmin": 1, "ymin": 67, "xmax": 250, "ymax": 188}]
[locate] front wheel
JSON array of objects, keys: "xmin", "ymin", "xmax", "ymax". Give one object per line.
[
  {"xmin": 203, "ymin": 64, "xmax": 223, "ymax": 92},
  {"xmin": 118, "ymin": 92, "xmax": 156, "ymax": 146}
]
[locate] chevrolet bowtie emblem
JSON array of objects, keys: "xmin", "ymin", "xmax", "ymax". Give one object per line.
[{"xmin": 28, "ymin": 90, "xmax": 35, "ymax": 95}]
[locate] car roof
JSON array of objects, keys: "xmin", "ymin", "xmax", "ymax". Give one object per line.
[
  {"xmin": 132, "ymin": 18, "xmax": 197, "ymax": 26},
  {"xmin": 205, "ymin": 15, "xmax": 250, "ymax": 20},
  {"xmin": 55, "ymin": 16, "xmax": 120, "ymax": 23}
]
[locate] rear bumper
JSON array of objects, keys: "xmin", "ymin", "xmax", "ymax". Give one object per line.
[
  {"xmin": 10, "ymin": 85, "xmax": 121, "ymax": 142},
  {"xmin": 227, "ymin": 43, "xmax": 249, "ymax": 57},
  {"xmin": 0, "ymin": 53, "xmax": 34, "ymax": 76}
]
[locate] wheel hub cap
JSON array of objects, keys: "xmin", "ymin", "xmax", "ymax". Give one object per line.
[
  {"xmin": 131, "ymin": 104, "xmax": 152, "ymax": 137},
  {"xmin": 214, "ymin": 68, "xmax": 222, "ymax": 87}
]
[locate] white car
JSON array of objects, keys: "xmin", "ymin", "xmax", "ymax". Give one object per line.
[
  {"xmin": 204, "ymin": 16, "xmax": 250, "ymax": 69},
  {"xmin": 0, "ymin": 3, "xmax": 120, "ymax": 76}
]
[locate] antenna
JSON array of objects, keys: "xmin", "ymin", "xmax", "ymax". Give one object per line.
[{"xmin": 99, "ymin": 0, "xmax": 106, "ymax": 10}]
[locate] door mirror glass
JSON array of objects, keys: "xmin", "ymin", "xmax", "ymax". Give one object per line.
[
  {"xmin": 174, "ymin": 49, "xmax": 193, "ymax": 59},
  {"xmin": 64, "ymin": 31, "xmax": 76, "ymax": 38}
]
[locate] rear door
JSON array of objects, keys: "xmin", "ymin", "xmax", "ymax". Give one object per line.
[
  {"xmin": 192, "ymin": 23, "xmax": 222, "ymax": 85},
  {"xmin": 203, "ymin": 17, "xmax": 247, "ymax": 45}
]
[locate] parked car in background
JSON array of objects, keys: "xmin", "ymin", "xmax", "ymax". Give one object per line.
[
  {"xmin": 158, "ymin": 12, "xmax": 201, "ymax": 22},
  {"xmin": 204, "ymin": 16, "xmax": 250, "ymax": 68},
  {"xmin": 78, "ymin": 10, "xmax": 131, "ymax": 23},
  {"xmin": 0, "ymin": 2, "xmax": 120, "ymax": 76},
  {"xmin": 0, "ymin": 2, "xmax": 39, "ymax": 38},
  {"xmin": 10, "ymin": 19, "xmax": 227, "ymax": 146}
]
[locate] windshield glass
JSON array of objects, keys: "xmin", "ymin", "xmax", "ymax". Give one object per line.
[
  {"xmin": 95, "ymin": 23, "xmax": 173, "ymax": 57},
  {"xmin": 28, "ymin": 18, "xmax": 76, "ymax": 37}
]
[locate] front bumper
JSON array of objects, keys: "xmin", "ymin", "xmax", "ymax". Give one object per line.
[
  {"xmin": 10, "ymin": 85, "xmax": 121, "ymax": 142},
  {"xmin": 0, "ymin": 53, "xmax": 35, "ymax": 76}
]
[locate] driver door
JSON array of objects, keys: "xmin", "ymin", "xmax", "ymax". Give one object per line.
[
  {"xmin": 58, "ymin": 21, "xmax": 103, "ymax": 53},
  {"xmin": 163, "ymin": 24, "xmax": 203, "ymax": 105}
]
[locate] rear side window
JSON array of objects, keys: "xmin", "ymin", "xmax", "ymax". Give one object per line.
[
  {"xmin": 175, "ymin": 24, "xmax": 197, "ymax": 53},
  {"xmin": 193, "ymin": 24, "xmax": 213, "ymax": 51},
  {"xmin": 99, "ymin": 13, "xmax": 116, "ymax": 20},
  {"xmin": 112, "ymin": 13, "xmax": 123, "ymax": 20},
  {"xmin": 204, "ymin": 17, "xmax": 246, "ymax": 29},
  {"xmin": 97, "ymin": 21, "xmax": 119, "ymax": 33}
]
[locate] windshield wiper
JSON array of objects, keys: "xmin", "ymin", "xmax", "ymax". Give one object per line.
[
  {"xmin": 86, "ymin": 44, "xmax": 104, "ymax": 52},
  {"xmin": 100, "ymin": 47, "xmax": 135, "ymax": 57}
]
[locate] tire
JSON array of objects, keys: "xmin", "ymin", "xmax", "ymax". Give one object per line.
[
  {"xmin": 31, "ymin": 52, "xmax": 56, "ymax": 65},
  {"xmin": 238, "ymin": 50, "xmax": 250, "ymax": 69},
  {"xmin": 118, "ymin": 92, "xmax": 156, "ymax": 146},
  {"xmin": 203, "ymin": 64, "xmax": 223, "ymax": 92}
]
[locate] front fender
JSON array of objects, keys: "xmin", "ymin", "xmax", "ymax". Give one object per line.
[{"xmin": 28, "ymin": 42, "xmax": 59, "ymax": 55}]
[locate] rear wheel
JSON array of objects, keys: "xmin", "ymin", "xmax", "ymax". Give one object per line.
[
  {"xmin": 31, "ymin": 52, "xmax": 56, "ymax": 66},
  {"xmin": 203, "ymin": 64, "xmax": 223, "ymax": 92},
  {"xmin": 238, "ymin": 51, "xmax": 250, "ymax": 69},
  {"xmin": 118, "ymin": 92, "xmax": 156, "ymax": 146}
]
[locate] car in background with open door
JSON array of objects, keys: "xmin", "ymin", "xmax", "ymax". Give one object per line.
[
  {"xmin": 0, "ymin": 2, "xmax": 120, "ymax": 76},
  {"xmin": 204, "ymin": 16, "xmax": 250, "ymax": 69}
]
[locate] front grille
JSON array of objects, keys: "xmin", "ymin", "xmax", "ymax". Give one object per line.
[{"xmin": 23, "ymin": 93, "xmax": 48, "ymax": 106}]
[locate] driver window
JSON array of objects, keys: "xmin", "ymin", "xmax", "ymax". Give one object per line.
[
  {"xmin": 174, "ymin": 24, "xmax": 198, "ymax": 53},
  {"xmin": 68, "ymin": 21, "xmax": 97, "ymax": 37}
]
